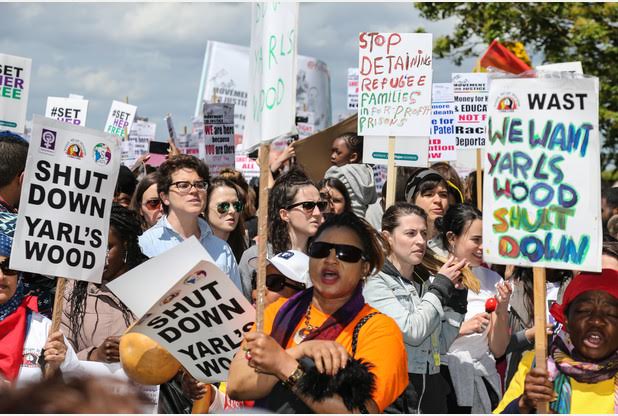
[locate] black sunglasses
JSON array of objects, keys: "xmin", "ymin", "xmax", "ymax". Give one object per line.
[
  {"xmin": 265, "ymin": 274, "xmax": 306, "ymax": 292},
  {"xmin": 216, "ymin": 201, "xmax": 244, "ymax": 214},
  {"xmin": 0, "ymin": 257, "xmax": 18, "ymax": 276},
  {"xmin": 308, "ymin": 242, "xmax": 366, "ymax": 263},
  {"xmin": 286, "ymin": 200, "xmax": 328, "ymax": 212}
]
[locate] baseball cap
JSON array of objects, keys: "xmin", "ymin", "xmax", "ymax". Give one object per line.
[{"xmin": 267, "ymin": 250, "xmax": 312, "ymax": 288}]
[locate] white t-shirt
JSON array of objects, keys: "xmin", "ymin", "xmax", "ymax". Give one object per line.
[
  {"xmin": 15, "ymin": 311, "xmax": 81, "ymax": 388},
  {"xmin": 448, "ymin": 266, "xmax": 504, "ymax": 361}
]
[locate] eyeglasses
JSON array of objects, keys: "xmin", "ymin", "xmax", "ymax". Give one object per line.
[
  {"xmin": 285, "ymin": 200, "xmax": 328, "ymax": 213},
  {"xmin": 171, "ymin": 180, "xmax": 208, "ymax": 193},
  {"xmin": 216, "ymin": 201, "xmax": 244, "ymax": 214},
  {"xmin": 308, "ymin": 242, "xmax": 366, "ymax": 263},
  {"xmin": 143, "ymin": 199, "xmax": 161, "ymax": 210},
  {"xmin": 0, "ymin": 258, "xmax": 18, "ymax": 276},
  {"xmin": 266, "ymin": 274, "xmax": 306, "ymax": 292}
]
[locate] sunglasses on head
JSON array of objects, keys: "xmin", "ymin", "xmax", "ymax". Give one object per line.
[
  {"xmin": 308, "ymin": 242, "xmax": 366, "ymax": 263},
  {"xmin": 216, "ymin": 201, "xmax": 244, "ymax": 214},
  {"xmin": 286, "ymin": 200, "xmax": 328, "ymax": 213},
  {"xmin": 143, "ymin": 199, "xmax": 161, "ymax": 210},
  {"xmin": 0, "ymin": 258, "xmax": 18, "ymax": 276},
  {"xmin": 265, "ymin": 274, "xmax": 306, "ymax": 292}
]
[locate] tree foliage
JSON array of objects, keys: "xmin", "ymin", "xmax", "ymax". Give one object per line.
[{"xmin": 416, "ymin": 2, "xmax": 618, "ymax": 170}]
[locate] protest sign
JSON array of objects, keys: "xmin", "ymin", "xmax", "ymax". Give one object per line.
[
  {"xmin": 234, "ymin": 154, "xmax": 260, "ymax": 181},
  {"xmin": 196, "ymin": 41, "xmax": 331, "ymax": 147},
  {"xmin": 104, "ymin": 100, "xmax": 137, "ymax": 138},
  {"xmin": 347, "ymin": 68, "xmax": 359, "ymax": 110},
  {"xmin": 363, "ymin": 135, "xmax": 429, "ymax": 167},
  {"xmin": 45, "ymin": 96, "xmax": 89, "ymax": 126},
  {"xmin": 0, "ymin": 53, "xmax": 31, "ymax": 133},
  {"xmin": 452, "ymin": 73, "xmax": 488, "ymax": 149},
  {"xmin": 358, "ymin": 32, "xmax": 433, "ymax": 136},
  {"xmin": 128, "ymin": 120, "xmax": 157, "ymax": 159},
  {"xmin": 165, "ymin": 114, "xmax": 177, "ymax": 144},
  {"xmin": 203, "ymin": 103, "xmax": 235, "ymax": 176},
  {"xmin": 429, "ymin": 83, "xmax": 457, "ymax": 161},
  {"xmin": 483, "ymin": 77, "xmax": 601, "ymax": 271},
  {"xmin": 243, "ymin": 2, "xmax": 299, "ymax": 152},
  {"xmin": 108, "ymin": 237, "xmax": 255, "ymax": 384},
  {"xmin": 10, "ymin": 115, "xmax": 120, "ymax": 282},
  {"xmin": 296, "ymin": 111, "xmax": 315, "ymax": 139},
  {"xmin": 537, "ymin": 62, "xmax": 583, "ymax": 75}
]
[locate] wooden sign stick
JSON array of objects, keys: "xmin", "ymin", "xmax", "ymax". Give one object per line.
[
  {"xmin": 255, "ymin": 143, "xmax": 271, "ymax": 332},
  {"xmin": 44, "ymin": 276, "xmax": 67, "ymax": 378},
  {"xmin": 476, "ymin": 148, "xmax": 483, "ymax": 210},
  {"xmin": 385, "ymin": 136, "xmax": 397, "ymax": 209},
  {"xmin": 533, "ymin": 267, "xmax": 549, "ymax": 414}
]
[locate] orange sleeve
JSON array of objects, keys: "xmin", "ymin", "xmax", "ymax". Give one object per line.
[{"xmin": 354, "ymin": 313, "xmax": 408, "ymax": 412}]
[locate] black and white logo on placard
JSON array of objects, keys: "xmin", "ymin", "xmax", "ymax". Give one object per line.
[{"xmin": 40, "ymin": 129, "xmax": 57, "ymax": 154}]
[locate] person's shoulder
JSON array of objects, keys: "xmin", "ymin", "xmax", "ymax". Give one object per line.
[
  {"xmin": 139, "ymin": 218, "xmax": 166, "ymax": 243},
  {"xmin": 358, "ymin": 304, "xmax": 402, "ymax": 336}
]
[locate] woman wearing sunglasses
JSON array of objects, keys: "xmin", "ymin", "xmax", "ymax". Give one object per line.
[
  {"xmin": 206, "ymin": 178, "xmax": 248, "ymax": 263},
  {"xmin": 238, "ymin": 168, "xmax": 324, "ymax": 301},
  {"xmin": 228, "ymin": 212, "xmax": 408, "ymax": 413},
  {"xmin": 363, "ymin": 202, "xmax": 469, "ymax": 413},
  {"xmin": 0, "ymin": 213, "xmax": 80, "ymax": 387},
  {"xmin": 130, "ymin": 172, "xmax": 163, "ymax": 231}
]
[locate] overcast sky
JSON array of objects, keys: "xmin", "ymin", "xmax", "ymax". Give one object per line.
[{"xmin": 1, "ymin": 2, "xmax": 477, "ymax": 140}]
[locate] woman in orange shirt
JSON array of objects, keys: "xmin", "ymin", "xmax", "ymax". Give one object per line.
[{"xmin": 227, "ymin": 212, "xmax": 408, "ymax": 413}]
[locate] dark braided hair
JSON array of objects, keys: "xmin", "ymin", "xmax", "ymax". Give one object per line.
[
  {"xmin": 67, "ymin": 204, "xmax": 146, "ymax": 348},
  {"xmin": 268, "ymin": 167, "xmax": 316, "ymax": 254}
]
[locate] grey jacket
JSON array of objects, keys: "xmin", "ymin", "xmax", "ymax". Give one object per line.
[
  {"xmin": 363, "ymin": 261, "xmax": 466, "ymax": 375},
  {"xmin": 325, "ymin": 163, "xmax": 377, "ymax": 217}
]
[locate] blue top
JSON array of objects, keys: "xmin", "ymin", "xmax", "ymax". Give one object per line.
[{"xmin": 138, "ymin": 215, "xmax": 242, "ymax": 291}]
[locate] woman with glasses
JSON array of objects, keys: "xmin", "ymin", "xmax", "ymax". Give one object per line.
[
  {"xmin": 138, "ymin": 155, "xmax": 241, "ymax": 291},
  {"xmin": 0, "ymin": 212, "xmax": 80, "ymax": 387},
  {"xmin": 205, "ymin": 178, "xmax": 248, "ymax": 263},
  {"xmin": 238, "ymin": 168, "xmax": 324, "ymax": 301},
  {"xmin": 317, "ymin": 177, "xmax": 352, "ymax": 216},
  {"xmin": 130, "ymin": 172, "xmax": 163, "ymax": 231},
  {"xmin": 228, "ymin": 212, "xmax": 408, "ymax": 413}
]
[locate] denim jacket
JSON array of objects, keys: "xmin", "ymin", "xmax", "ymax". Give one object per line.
[{"xmin": 363, "ymin": 261, "xmax": 465, "ymax": 375}]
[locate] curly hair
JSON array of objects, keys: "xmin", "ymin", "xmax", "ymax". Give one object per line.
[
  {"xmin": 268, "ymin": 167, "xmax": 316, "ymax": 253},
  {"xmin": 66, "ymin": 204, "xmax": 146, "ymax": 348},
  {"xmin": 157, "ymin": 154, "xmax": 210, "ymax": 213},
  {"xmin": 206, "ymin": 177, "xmax": 248, "ymax": 262},
  {"xmin": 335, "ymin": 133, "xmax": 364, "ymax": 163}
]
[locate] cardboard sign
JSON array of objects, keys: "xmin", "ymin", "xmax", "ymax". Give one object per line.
[
  {"xmin": 104, "ymin": 101, "xmax": 137, "ymax": 138},
  {"xmin": 203, "ymin": 103, "xmax": 235, "ymax": 176},
  {"xmin": 452, "ymin": 73, "xmax": 488, "ymax": 149},
  {"xmin": 10, "ymin": 115, "xmax": 120, "ymax": 282},
  {"xmin": 45, "ymin": 97, "xmax": 89, "ymax": 126},
  {"xmin": 108, "ymin": 237, "xmax": 255, "ymax": 384},
  {"xmin": 128, "ymin": 120, "xmax": 157, "ymax": 160},
  {"xmin": 483, "ymin": 77, "xmax": 601, "ymax": 272},
  {"xmin": 363, "ymin": 135, "xmax": 429, "ymax": 167},
  {"xmin": 195, "ymin": 41, "xmax": 332, "ymax": 146},
  {"xmin": 358, "ymin": 33, "xmax": 433, "ymax": 136},
  {"xmin": 0, "ymin": 53, "xmax": 32, "ymax": 133},
  {"xmin": 347, "ymin": 68, "xmax": 359, "ymax": 110},
  {"xmin": 429, "ymin": 83, "xmax": 457, "ymax": 161},
  {"xmin": 243, "ymin": 2, "xmax": 299, "ymax": 152}
]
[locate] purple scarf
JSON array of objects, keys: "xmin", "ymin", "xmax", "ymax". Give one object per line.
[{"xmin": 270, "ymin": 284, "xmax": 365, "ymax": 347}]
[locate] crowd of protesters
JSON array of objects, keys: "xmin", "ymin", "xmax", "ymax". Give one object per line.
[{"xmin": 0, "ymin": 128, "xmax": 617, "ymax": 414}]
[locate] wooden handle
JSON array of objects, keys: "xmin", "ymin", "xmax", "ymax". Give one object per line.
[
  {"xmin": 45, "ymin": 277, "xmax": 67, "ymax": 378},
  {"xmin": 255, "ymin": 143, "xmax": 271, "ymax": 332},
  {"xmin": 191, "ymin": 385, "xmax": 214, "ymax": 414},
  {"xmin": 385, "ymin": 136, "xmax": 397, "ymax": 209},
  {"xmin": 533, "ymin": 267, "xmax": 549, "ymax": 414}
]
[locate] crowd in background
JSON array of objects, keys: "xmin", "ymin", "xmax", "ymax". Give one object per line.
[{"xmin": 0, "ymin": 129, "xmax": 617, "ymax": 414}]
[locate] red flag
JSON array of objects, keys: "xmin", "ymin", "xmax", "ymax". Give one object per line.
[{"xmin": 479, "ymin": 39, "xmax": 531, "ymax": 74}]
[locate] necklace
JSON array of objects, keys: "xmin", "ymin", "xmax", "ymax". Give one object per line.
[{"xmin": 293, "ymin": 305, "xmax": 315, "ymax": 344}]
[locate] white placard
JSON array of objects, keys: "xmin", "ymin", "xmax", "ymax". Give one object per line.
[
  {"xmin": 45, "ymin": 96, "xmax": 89, "ymax": 126},
  {"xmin": 483, "ymin": 77, "xmax": 601, "ymax": 272},
  {"xmin": 537, "ymin": 62, "xmax": 583, "ymax": 75},
  {"xmin": 235, "ymin": 154, "xmax": 260, "ymax": 181},
  {"xmin": 347, "ymin": 67, "xmax": 359, "ymax": 110},
  {"xmin": 363, "ymin": 135, "xmax": 429, "ymax": 167},
  {"xmin": 452, "ymin": 73, "xmax": 488, "ymax": 149},
  {"xmin": 128, "ymin": 120, "xmax": 156, "ymax": 160},
  {"xmin": 0, "ymin": 53, "xmax": 32, "ymax": 133},
  {"xmin": 108, "ymin": 237, "xmax": 254, "ymax": 384},
  {"xmin": 10, "ymin": 115, "xmax": 120, "ymax": 282},
  {"xmin": 104, "ymin": 100, "xmax": 137, "ymax": 138},
  {"xmin": 203, "ymin": 103, "xmax": 235, "ymax": 176},
  {"xmin": 243, "ymin": 2, "xmax": 299, "ymax": 152},
  {"xmin": 358, "ymin": 33, "xmax": 433, "ymax": 136},
  {"xmin": 429, "ymin": 83, "xmax": 457, "ymax": 161}
]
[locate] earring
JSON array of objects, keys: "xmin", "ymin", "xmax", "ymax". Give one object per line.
[{"xmin": 123, "ymin": 250, "xmax": 128, "ymax": 264}]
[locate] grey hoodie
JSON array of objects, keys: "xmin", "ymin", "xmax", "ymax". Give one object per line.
[{"xmin": 325, "ymin": 163, "xmax": 377, "ymax": 217}]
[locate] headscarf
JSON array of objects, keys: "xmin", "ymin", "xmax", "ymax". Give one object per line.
[{"xmin": 547, "ymin": 269, "xmax": 618, "ymax": 413}]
